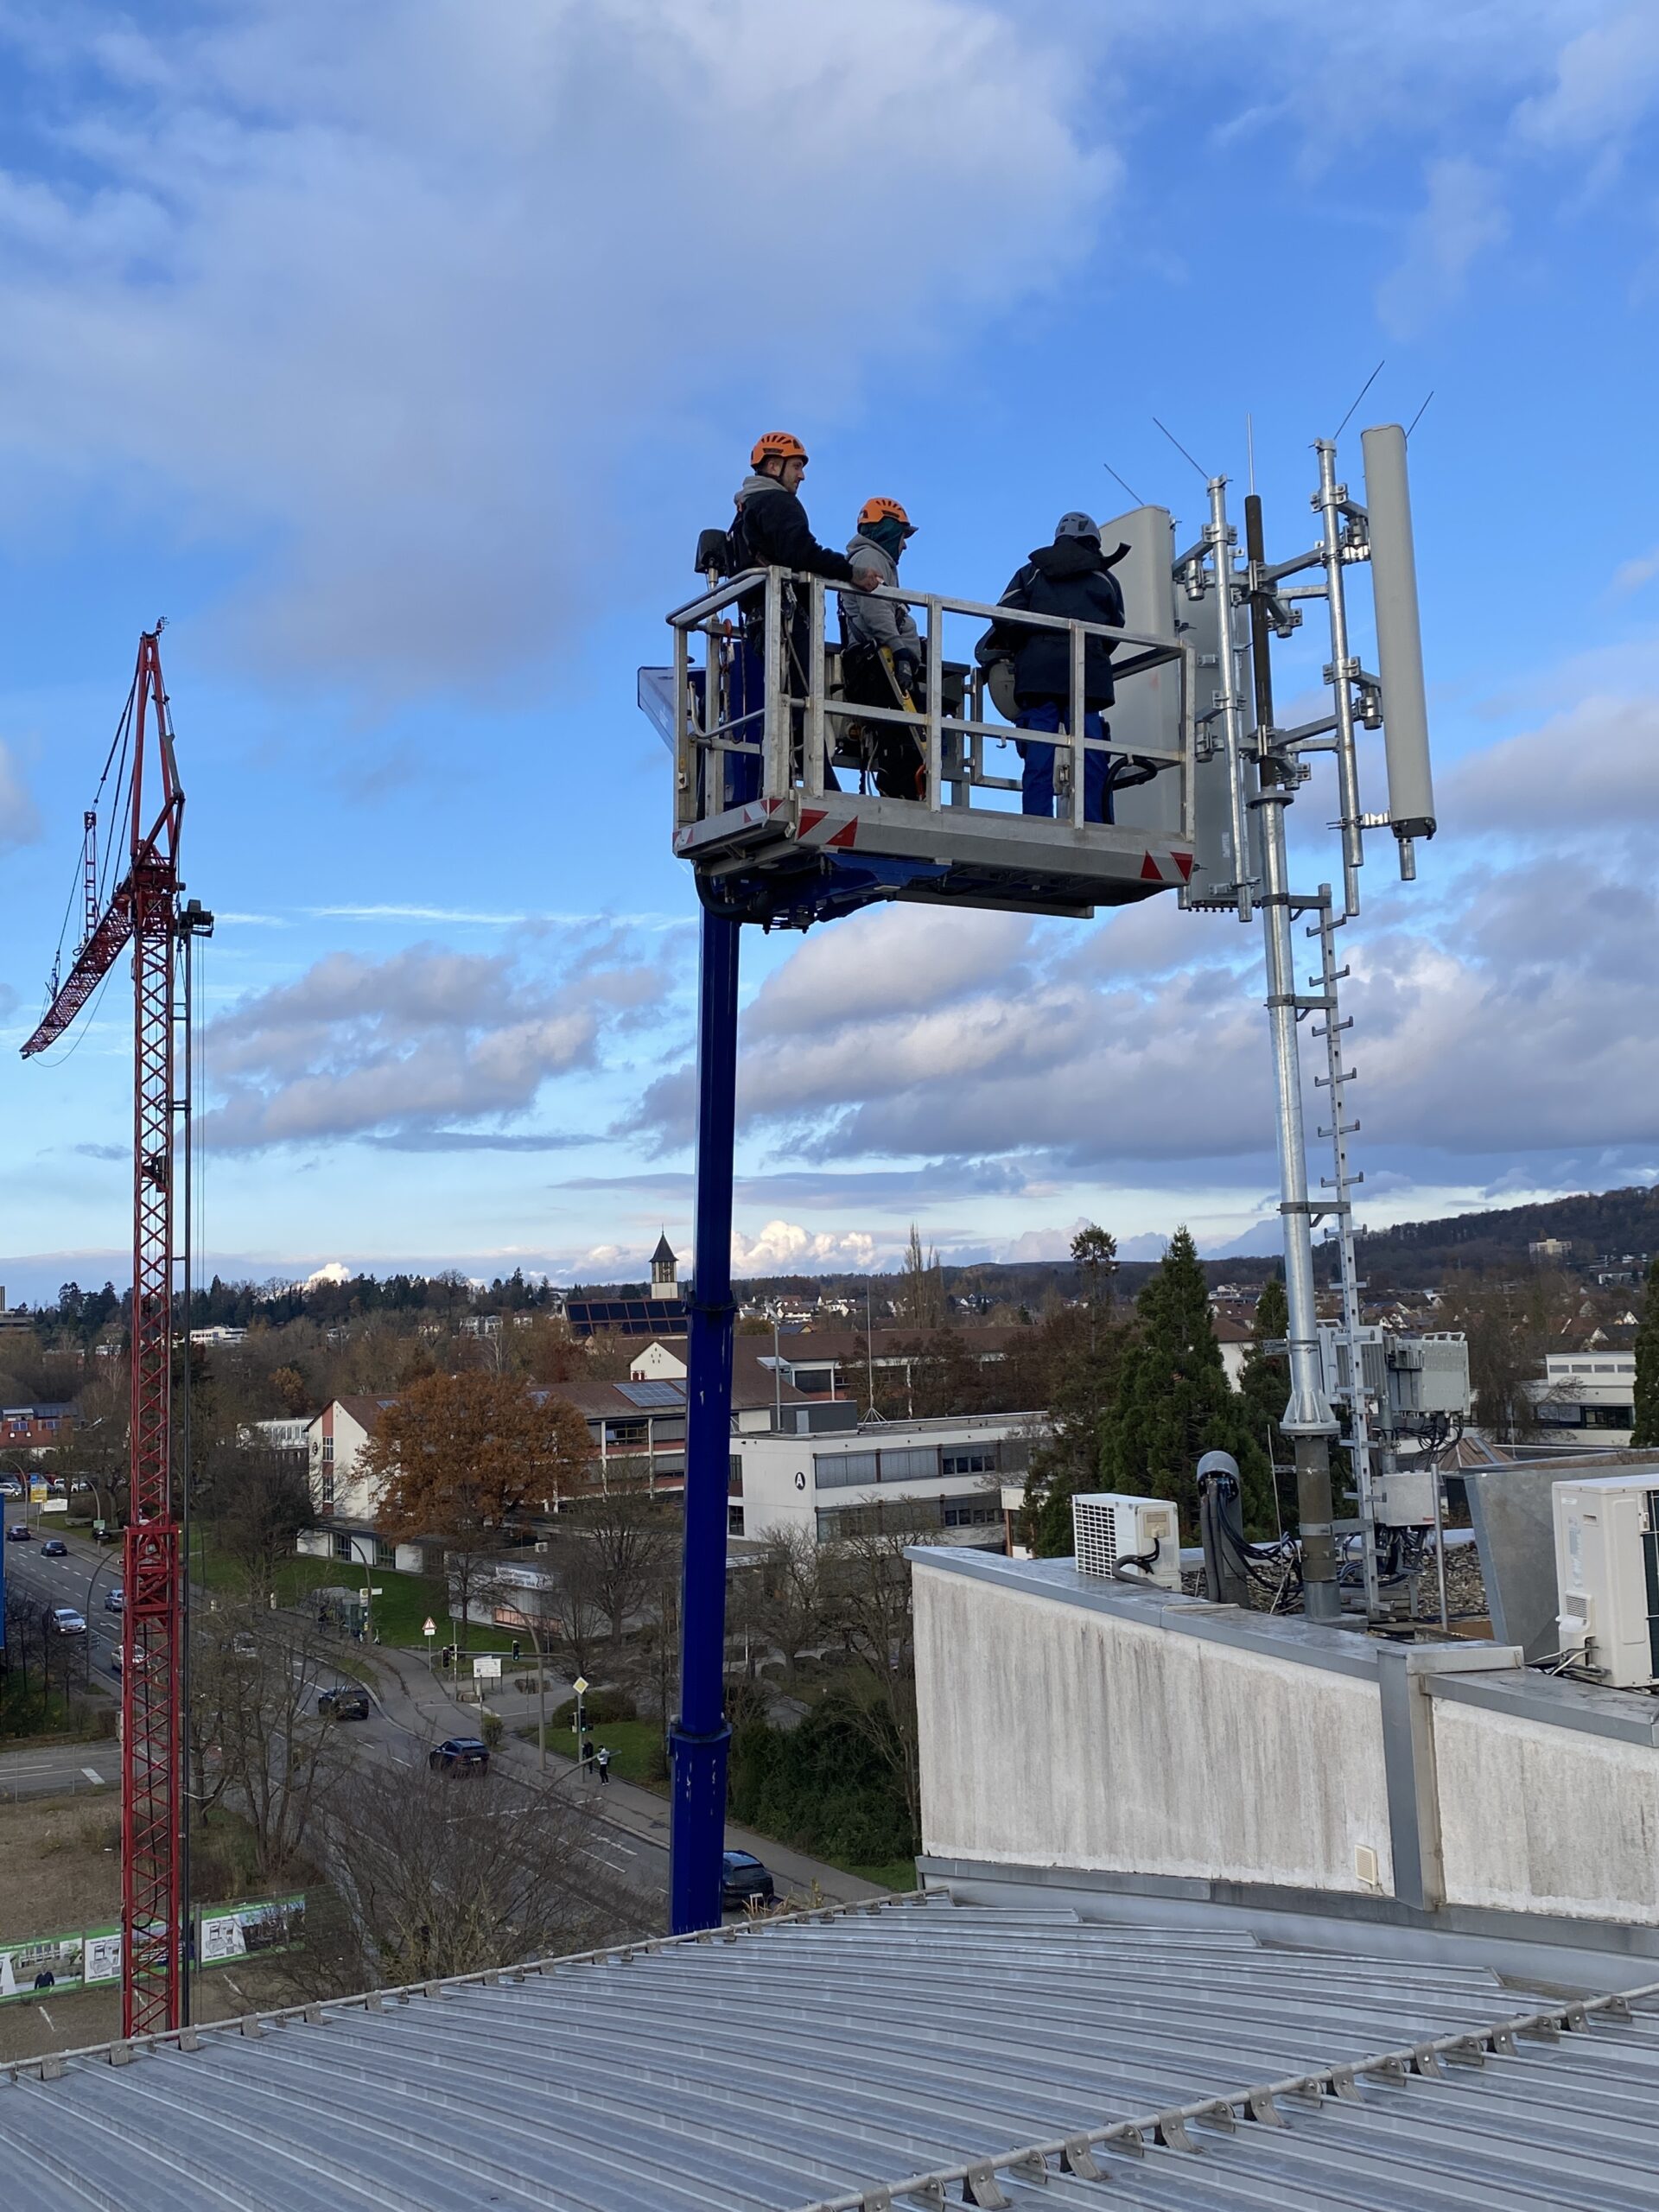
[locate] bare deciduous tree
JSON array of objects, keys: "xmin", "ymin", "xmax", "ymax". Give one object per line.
[
  {"xmin": 190, "ymin": 1603, "xmax": 352, "ymax": 1881},
  {"xmin": 569, "ymin": 1484, "xmax": 673, "ymax": 1644},
  {"xmin": 731, "ymin": 1526, "xmax": 827, "ymax": 1686},
  {"xmin": 316, "ymin": 1762, "xmax": 641, "ymax": 1981}
]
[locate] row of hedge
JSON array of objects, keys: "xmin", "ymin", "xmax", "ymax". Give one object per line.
[{"xmin": 726, "ymin": 1694, "xmax": 914, "ymax": 1867}]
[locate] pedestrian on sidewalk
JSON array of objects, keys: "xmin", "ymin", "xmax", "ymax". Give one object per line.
[
  {"xmin": 582, "ymin": 1736, "xmax": 595, "ymax": 1777},
  {"xmin": 595, "ymin": 1745, "xmax": 611, "ymax": 1786}
]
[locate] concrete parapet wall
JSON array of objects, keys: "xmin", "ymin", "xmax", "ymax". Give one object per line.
[
  {"xmin": 912, "ymin": 1547, "xmax": 1659, "ymax": 1936},
  {"xmin": 1433, "ymin": 1697, "xmax": 1659, "ymax": 1923},
  {"xmin": 916, "ymin": 1562, "xmax": 1393, "ymax": 1896}
]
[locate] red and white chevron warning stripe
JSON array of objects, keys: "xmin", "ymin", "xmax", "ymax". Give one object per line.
[{"xmin": 1140, "ymin": 849, "xmax": 1194, "ymax": 884}]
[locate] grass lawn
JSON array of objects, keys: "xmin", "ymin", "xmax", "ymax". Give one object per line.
[
  {"xmin": 188, "ymin": 1538, "xmax": 525, "ymax": 1654},
  {"xmin": 847, "ymin": 1859, "xmax": 918, "ymax": 1892},
  {"xmin": 524, "ymin": 1715, "xmax": 666, "ymax": 1785}
]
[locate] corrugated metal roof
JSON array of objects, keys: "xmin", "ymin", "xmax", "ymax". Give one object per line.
[{"xmin": 3, "ymin": 1893, "xmax": 1657, "ymax": 2210}]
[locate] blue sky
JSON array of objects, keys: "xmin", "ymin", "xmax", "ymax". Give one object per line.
[{"xmin": 2, "ymin": 0, "xmax": 1658, "ymax": 1302}]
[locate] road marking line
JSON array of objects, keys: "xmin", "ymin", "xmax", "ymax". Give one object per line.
[
  {"xmin": 36, "ymin": 2006, "xmax": 54, "ymax": 2030},
  {"xmin": 82, "ymin": 1767, "xmax": 105, "ymax": 1783}
]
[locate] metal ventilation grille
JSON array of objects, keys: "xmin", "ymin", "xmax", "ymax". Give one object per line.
[{"xmin": 1071, "ymin": 1495, "xmax": 1121, "ymax": 1578}]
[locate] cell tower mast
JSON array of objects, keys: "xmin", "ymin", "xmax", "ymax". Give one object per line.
[{"xmin": 22, "ymin": 629, "xmax": 211, "ymax": 2037}]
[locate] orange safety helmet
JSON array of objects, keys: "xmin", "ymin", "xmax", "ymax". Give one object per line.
[
  {"xmin": 751, "ymin": 430, "xmax": 809, "ymax": 468},
  {"xmin": 857, "ymin": 495, "xmax": 917, "ymax": 536}
]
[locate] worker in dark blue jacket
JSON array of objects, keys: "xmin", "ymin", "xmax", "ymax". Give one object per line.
[
  {"xmin": 976, "ymin": 513, "xmax": 1151, "ymax": 823},
  {"xmin": 721, "ymin": 433, "xmax": 880, "ymax": 804}
]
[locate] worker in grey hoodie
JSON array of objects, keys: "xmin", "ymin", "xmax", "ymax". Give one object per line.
[{"xmin": 837, "ymin": 497, "xmax": 925, "ymax": 798}]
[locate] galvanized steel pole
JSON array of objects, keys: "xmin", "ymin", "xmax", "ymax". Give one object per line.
[
  {"xmin": 670, "ymin": 902, "xmax": 741, "ymax": 1932},
  {"xmin": 1217, "ymin": 469, "xmax": 1341, "ymax": 1622}
]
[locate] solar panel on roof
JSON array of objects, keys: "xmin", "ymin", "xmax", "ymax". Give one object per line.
[{"xmin": 617, "ymin": 1380, "xmax": 684, "ymax": 1408}]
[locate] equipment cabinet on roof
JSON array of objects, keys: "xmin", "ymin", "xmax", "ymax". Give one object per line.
[{"xmin": 639, "ymin": 505, "xmax": 1225, "ymax": 930}]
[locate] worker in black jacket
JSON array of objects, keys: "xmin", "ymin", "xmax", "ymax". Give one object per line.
[
  {"xmin": 721, "ymin": 434, "xmax": 880, "ymax": 803},
  {"xmin": 976, "ymin": 512, "xmax": 1153, "ymax": 823}
]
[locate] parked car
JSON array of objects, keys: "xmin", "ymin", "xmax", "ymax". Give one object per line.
[
  {"xmin": 105, "ymin": 1587, "xmax": 124, "ymax": 1612},
  {"xmin": 428, "ymin": 1737, "xmax": 490, "ymax": 1775},
  {"xmin": 318, "ymin": 1687, "xmax": 371, "ymax": 1721},
  {"xmin": 0, "ymin": 1477, "xmax": 22, "ymax": 1498},
  {"xmin": 111, "ymin": 1646, "xmax": 150, "ymax": 1677},
  {"xmin": 40, "ymin": 1537, "xmax": 68, "ymax": 1557},
  {"xmin": 92, "ymin": 1525, "xmax": 119, "ymax": 1545},
  {"xmin": 230, "ymin": 1633, "xmax": 260, "ymax": 1659},
  {"xmin": 5, "ymin": 1522, "xmax": 32, "ymax": 1542},
  {"xmin": 48, "ymin": 1607, "xmax": 87, "ymax": 1637},
  {"xmin": 720, "ymin": 1850, "xmax": 777, "ymax": 1912}
]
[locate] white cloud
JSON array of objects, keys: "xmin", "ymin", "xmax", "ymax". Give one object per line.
[
  {"xmin": 0, "ymin": 0, "xmax": 1110, "ymax": 693},
  {"xmin": 1516, "ymin": 7, "xmax": 1659, "ymax": 148},
  {"xmin": 303, "ymin": 1261, "xmax": 352, "ymax": 1288},
  {"xmin": 1376, "ymin": 157, "xmax": 1510, "ymax": 338},
  {"xmin": 1611, "ymin": 550, "xmax": 1659, "ymax": 596},
  {"xmin": 0, "ymin": 740, "xmax": 41, "ymax": 856},
  {"xmin": 730, "ymin": 1220, "xmax": 879, "ymax": 1272},
  {"xmin": 1441, "ymin": 693, "xmax": 1659, "ymax": 836},
  {"xmin": 202, "ymin": 936, "xmax": 659, "ymax": 1147}
]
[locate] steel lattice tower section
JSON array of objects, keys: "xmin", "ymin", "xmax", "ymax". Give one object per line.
[{"xmin": 23, "ymin": 631, "xmax": 189, "ymax": 2036}]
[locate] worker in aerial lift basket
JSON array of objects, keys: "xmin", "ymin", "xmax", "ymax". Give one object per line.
[
  {"xmin": 976, "ymin": 512, "xmax": 1156, "ymax": 823},
  {"xmin": 837, "ymin": 496, "xmax": 927, "ymax": 800},
  {"xmin": 719, "ymin": 433, "xmax": 881, "ymax": 804}
]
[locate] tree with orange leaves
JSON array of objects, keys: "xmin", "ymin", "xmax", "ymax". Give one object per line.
[{"xmin": 359, "ymin": 1371, "xmax": 592, "ymax": 1647}]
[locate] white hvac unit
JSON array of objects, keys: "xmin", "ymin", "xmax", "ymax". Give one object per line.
[
  {"xmin": 1071, "ymin": 1492, "xmax": 1182, "ymax": 1592},
  {"xmin": 1552, "ymin": 1473, "xmax": 1659, "ymax": 1689}
]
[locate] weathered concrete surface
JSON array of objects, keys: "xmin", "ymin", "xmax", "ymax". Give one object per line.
[
  {"xmin": 1433, "ymin": 1696, "xmax": 1659, "ymax": 1924},
  {"xmin": 914, "ymin": 1559, "xmax": 1395, "ymax": 1896}
]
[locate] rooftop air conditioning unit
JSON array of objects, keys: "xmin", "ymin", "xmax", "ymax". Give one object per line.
[
  {"xmin": 1553, "ymin": 1472, "xmax": 1659, "ymax": 1689},
  {"xmin": 1072, "ymin": 1492, "xmax": 1181, "ymax": 1592}
]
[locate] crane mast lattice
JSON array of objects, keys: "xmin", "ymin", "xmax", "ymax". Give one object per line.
[{"xmin": 22, "ymin": 630, "xmax": 191, "ymax": 2037}]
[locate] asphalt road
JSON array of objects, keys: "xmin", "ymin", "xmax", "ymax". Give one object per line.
[{"xmin": 0, "ymin": 1507, "xmax": 667, "ymax": 1898}]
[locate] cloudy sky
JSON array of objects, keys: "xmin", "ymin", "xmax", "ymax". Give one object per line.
[{"xmin": 2, "ymin": 0, "xmax": 1657, "ymax": 1300}]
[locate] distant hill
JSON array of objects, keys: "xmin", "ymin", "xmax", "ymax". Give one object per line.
[{"xmin": 1349, "ymin": 1185, "xmax": 1659, "ymax": 1284}]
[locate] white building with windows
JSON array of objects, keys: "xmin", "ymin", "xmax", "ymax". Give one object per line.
[
  {"xmin": 728, "ymin": 1411, "xmax": 1037, "ymax": 1548},
  {"xmin": 1528, "ymin": 1351, "xmax": 1637, "ymax": 1446}
]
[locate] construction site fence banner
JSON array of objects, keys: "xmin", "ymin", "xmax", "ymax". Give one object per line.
[{"xmin": 0, "ymin": 1893, "xmax": 306, "ymax": 2003}]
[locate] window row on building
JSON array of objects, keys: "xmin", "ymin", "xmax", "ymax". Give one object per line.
[{"xmin": 812, "ymin": 1439, "xmax": 1027, "ymax": 1491}]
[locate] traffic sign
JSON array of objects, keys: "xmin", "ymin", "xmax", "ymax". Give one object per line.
[
  {"xmin": 573, "ymin": 1675, "xmax": 589, "ymax": 1695},
  {"xmin": 423, "ymin": 1618, "xmax": 436, "ymax": 1637},
  {"xmin": 473, "ymin": 1656, "xmax": 501, "ymax": 1680}
]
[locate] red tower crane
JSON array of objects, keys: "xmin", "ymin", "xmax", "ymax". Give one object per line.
[{"xmin": 22, "ymin": 628, "xmax": 204, "ymax": 2037}]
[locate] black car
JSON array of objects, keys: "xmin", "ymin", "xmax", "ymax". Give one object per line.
[
  {"xmin": 41, "ymin": 1537, "xmax": 68, "ymax": 1557},
  {"xmin": 6, "ymin": 1522, "xmax": 33, "ymax": 1542},
  {"xmin": 318, "ymin": 1686, "xmax": 371, "ymax": 1721},
  {"xmin": 721, "ymin": 1850, "xmax": 777, "ymax": 1911},
  {"xmin": 429, "ymin": 1736, "xmax": 489, "ymax": 1775}
]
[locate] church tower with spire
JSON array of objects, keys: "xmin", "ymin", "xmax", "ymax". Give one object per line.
[{"xmin": 649, "ymin": 1230, "xmax": 678, "ymax": 1300}]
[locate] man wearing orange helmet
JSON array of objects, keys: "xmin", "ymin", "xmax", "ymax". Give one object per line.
[
  {"xmin": 732, "ymin": 434, "xmax": 880, "ymax": 592},
  {"xmin": 838, "ymin": 496, "xmax": 925, "ymax": 798},
  {"xmin": 722, "ymin": 435, "xmax": 880, "ymax": 803}
]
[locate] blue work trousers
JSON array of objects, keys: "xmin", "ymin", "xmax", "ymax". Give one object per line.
[
  {"xmin": 717, "ymin": 634, "xmax": 839, "ymax": 808},
  {"xmin": 1016, "ymin": 700, "xmax": 1113, "ymax": 823}
]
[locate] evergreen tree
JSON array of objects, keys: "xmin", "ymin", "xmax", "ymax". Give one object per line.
[
  {"xmin": 1632, "ymin": 1255, "xmax": 1659, "ymax": 1449},
  {"xmin": 1236, "ymin": 1274, "xmax": 1291, "ymax": 1529},
  {"xmin": 1025, "ymin": 1225, "xmax": 1124, "ymax": 1556},
  {"xmin": 1099, "ymin": 1227, "xmax": 1272, "ymax": 1538}
]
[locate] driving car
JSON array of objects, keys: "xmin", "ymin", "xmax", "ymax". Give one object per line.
[
  {"xmin": 720, "ymin": 1850, "xmax": 777, "ymax": 1912},
  {"xmin": 428, "ymin": 1736, "xmax": 490, "ymax": 1775},
  {"xmin": 5, "ymin": 1522, "xmax": 32, "ymax": 1541},
  {"xmin": 48, "ymin": 1607, "xmax": 87, "ymax": 1636},
  {"xmin": 318, "ymin": 1686, "xmax": 371, "ymax": 1721},
  {"xmin": 41, "ymin": 1537, "xmax": 68, "ymax": 1557},
  {"xmin": 105, "ymin": 1587, "xmax": 124, "ymax": 1612},
  {"xmin": 0, "ymin": 1477, "xmax": 21, "ymax": 1498}
]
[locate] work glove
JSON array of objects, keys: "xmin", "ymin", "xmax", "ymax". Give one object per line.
[{"xmin": 893, "ymin": 652, "xmax": 918, "ymax": 696}]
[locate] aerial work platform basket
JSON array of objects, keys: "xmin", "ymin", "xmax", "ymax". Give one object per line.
[{"xmin": 639, "ymin": 537, "xmax": 1199, "ymax": 927}]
